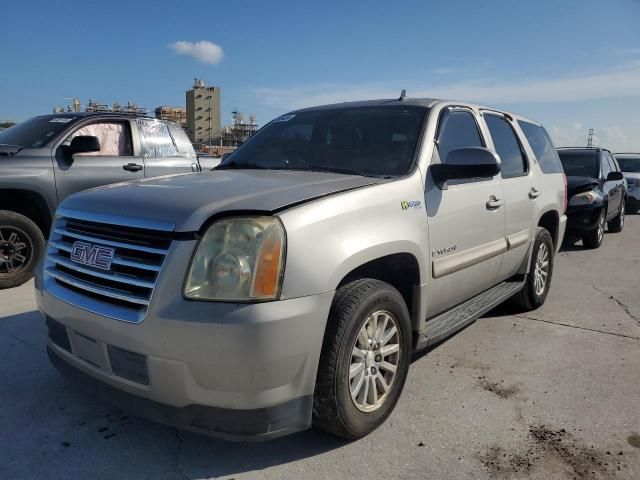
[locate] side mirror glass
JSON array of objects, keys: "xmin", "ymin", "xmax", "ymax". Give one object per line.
[
  {"xmin": 431, "ymin": 147, "xmax": 501, "ymax": 188},
  {"xmin": 606, "ymin": 171, "xmax": 623, "ymax": 182},
  {"xmin": 68, "ymin": 135, "xmax": 101, "ymax": 155}
]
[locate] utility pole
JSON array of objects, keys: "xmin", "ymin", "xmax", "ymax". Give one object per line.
[{"xmin": 587, "ymin": 129, "xmax": 595, "ymax": 148}]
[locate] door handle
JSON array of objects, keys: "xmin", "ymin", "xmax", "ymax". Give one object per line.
[
  {"xmin": 486, "ymin": 196, "xmax": 504, "ymax": 209},
  {"xmin": 123, "ymin": 163, "xmax": 143, "ymax": 172},
  {"xmin": 528, "ymin": 187, "xmax": 541, "ymax": 199}
]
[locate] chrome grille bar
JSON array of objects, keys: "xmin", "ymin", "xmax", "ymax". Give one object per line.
[{"xmin": 43, "ymin": 211, "xmax": 175, "ymax": 323}]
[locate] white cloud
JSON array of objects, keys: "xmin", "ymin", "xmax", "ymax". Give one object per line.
[
  {"xmin": 169, "ymin": 40, "xmax": 224, "ymax": 65},
  {"xmin": 252, "ymin": 62, "xmax": 640, "ymax": 111}
]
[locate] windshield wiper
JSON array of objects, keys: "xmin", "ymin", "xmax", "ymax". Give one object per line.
[
  {"xmin": 305, "ymin": 166, "xmax": 369, "ymax": 177},
  {"xmin": 215, "ymin": 161, "xmax": 267, "ymax": 170}
]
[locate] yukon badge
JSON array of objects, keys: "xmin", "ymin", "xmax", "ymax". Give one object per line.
[{"xmin": 70, "ymin": 241, "xmax": 115, "ymax": 271}]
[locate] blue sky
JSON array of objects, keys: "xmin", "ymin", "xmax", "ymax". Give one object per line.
[{"xmin": 2, "ymin": 0, "xmax": 640, "ymax": 150}]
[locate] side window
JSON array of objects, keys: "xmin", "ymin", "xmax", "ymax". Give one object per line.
[
  {"xmin": 136, "ymin": 119, "xmax": 178, "ymax": 158},
  {"xmin": 167, "ymin": 123, "xmax": 196, "ymax": 158},
  {"xmin": 484, "ymin": 114, "xmax": 527, "ymax": 177},
  {"xmin": 436, "ymin": 109, "xmax": 483, "ymax": 162},
  {"xmin": 517, "ymin": 121, "xmax": 564, "ymax": 174},
  {"xmin": 67, "ymin": 121, "xmax": 133, "ymax": 156},
  {"xmin": 601, "ymin": 153, "xmax": 611, "ymax": 178},
  {"xmin": 607, "ymin": 153, "xmax": 620, "ymax": 172}
]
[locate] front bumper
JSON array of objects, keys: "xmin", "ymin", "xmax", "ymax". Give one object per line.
[
  {"xmin": 37, "ymin": 276, "xmax": 334, "ymax": 440},
  {"xmin": 565, "ymin": 204, "xmax": 604, "ymax": 233},
  {"xmin": 627, "ymin": 187, "xmax": 640, "ymax": 212}
]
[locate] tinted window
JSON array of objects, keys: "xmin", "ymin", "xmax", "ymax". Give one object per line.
[
  {"xmin": 0, "ymin": 115, "xmax": 76, "ymax": 148},
  {"xmin": 602, "ymin": 153, "xmax": 612, "ymax": 178},
  {"xmin": 558, "ymin": 151, "xmax": 599, "ymax": 178},
  {"xmin": 485, "ymin": 114, "xmax": 527, "ymax": 177},
  {"xmin": 220, "ymin": 107, "xmax": 426, "ymax": 177},
  {"xmin": 615, "ymin": 156, "xmax": 640, "ymax": 172},
  {"xmin": 137, "ymin": 119, "xmax": 178, "ymax": 158},
  {"xmin": 606, "ymin": 153, "xmax": 619, "ymax": 172},
  {"xmin": 518, "ymin": 121, "xmax": 564, "ymax": 174},
  {"xmin": 436, "ymin": 110, "xmax": 483, "ymax": 162}
]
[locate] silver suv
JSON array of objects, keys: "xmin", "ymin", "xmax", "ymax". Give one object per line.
[{"xmin": 36, "ymin": 98, "xmax": 567, "ymax": 440}]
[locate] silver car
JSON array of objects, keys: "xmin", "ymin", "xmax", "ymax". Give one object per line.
[{"xmin": 36, "ymin": 98, "xmax": 567, "ymax": 440}]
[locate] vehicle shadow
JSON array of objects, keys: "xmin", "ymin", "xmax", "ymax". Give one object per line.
[{"xmin": 0, "ymin": 309, "xmax": 347, "ymax": 479}]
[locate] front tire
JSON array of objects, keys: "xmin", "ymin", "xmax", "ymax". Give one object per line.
[
  {"xmin": 607, "ymin": 199, "xmax": 625, "ymax": 233},
  {"xmin": 582, "ymin": 208, "xmax": 606, "ymax": 249},
  {"xmin": 0, "ymin": 210, "xmax": 45, "ymax": 289},
  {"xmin": 313, "ymin": 279, "xmax": 411, "ymax": 439},
  {"xmin": 511, "ymin": 227, "xmax": 554, "ymax": 311}
]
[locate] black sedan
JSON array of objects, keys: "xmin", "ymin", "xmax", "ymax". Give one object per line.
[{"xmin": 557, "ymin": 147, "xmax": 627, "ymax": 248}]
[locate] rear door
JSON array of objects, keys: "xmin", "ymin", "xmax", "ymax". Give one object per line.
[
  {"xmin": 425, "ymin": 107, "xmax": 506, "ymax": 317},
  {"xmin": 481, "ymin": 112, "xmax": 536, "ymax": 280},
  {"xmin": 52, "ymin": 119, "xmax": 144, "ymax": 202},
  {"xmin": 136, "ymin": 119, "xmax": 196, "ymax": 177}
]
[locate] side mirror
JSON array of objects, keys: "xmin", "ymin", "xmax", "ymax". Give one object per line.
[
  {"xmin": 606, "ymin": 171, "xmax": 624, "ymax": 182},
  {"xmin": 431, "ymin": 147, "xmax": 501, "ymax": 188},
  {"xmin": 68, "ymin": 135, "xmax": 101, "ymax": 155}
]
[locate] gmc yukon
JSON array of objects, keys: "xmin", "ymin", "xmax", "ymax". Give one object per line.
[{"xmin": 36, "ymin": 98, "xmax": 567, "ymax": 440}]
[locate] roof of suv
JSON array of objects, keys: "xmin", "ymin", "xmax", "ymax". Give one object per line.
[
  {"xmin": 290, "ymin": 97, "xmax": 542, "ymax": 125},
  {"xmin": 557, "ymin": 147, "xmax": 612, "ymax": 154}
]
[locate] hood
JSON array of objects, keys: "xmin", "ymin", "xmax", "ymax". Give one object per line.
[
  {"xmin": 59, "ymin": 170, "xmax": 386, "ymax": 232},
  {"xmin": 566, "ymin": 175, "xmax": 599, "ymax": 197}
]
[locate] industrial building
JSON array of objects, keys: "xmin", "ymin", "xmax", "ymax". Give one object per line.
[
  {"xmin": 186, "ymin": 79, "xmax": 221, "ymax": 146},
  {"xmin": 220, "ymin": 110, "xmax": 259, "ymax": 147},
  {"xmin": 154, "ymin": 106, "xmax": 187, "ymax": 128}
]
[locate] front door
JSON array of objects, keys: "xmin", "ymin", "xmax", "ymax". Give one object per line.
[
  {"xmin": 425, "ymin": 107, "xmax": 506, "ymax": 317},
  {"xmin": 53, "ymin": 119, "xmax": 144, "ymax": 203}
]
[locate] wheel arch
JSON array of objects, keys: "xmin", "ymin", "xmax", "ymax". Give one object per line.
[
  {"xmin": 335, "ymin": 251, "xmax": 422, "ymax": 331},
  {"xmin": 0, "ymin": 189, "xmax": 52, "ymax": 238}
]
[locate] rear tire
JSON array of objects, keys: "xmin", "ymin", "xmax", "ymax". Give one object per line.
[
  {"xmin": 607, "ymin": 200, "xmax": 625, "ymax": 233},
  {"xmin": 0, "ymin": 210, "xmax": 45, "ymax": 289},
  {"xmin": 511, "ymin": 228, "xmax": 554, "ymax": 311},
  {"xmin": 582, "ymin": 208, "xmax": 606, "ymax": 249},
  {"xmin": 313, "ymin": 279, "xmax": 411, "ymax": 439}
]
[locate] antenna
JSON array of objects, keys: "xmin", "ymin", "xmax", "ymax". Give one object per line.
[
  {"xmin": 399, "ymin": 89, "xmax": 407, "ymax": 101},
  {"xmin": 587, "ymin": 128, "xmax": 595, "ymax": 148}
]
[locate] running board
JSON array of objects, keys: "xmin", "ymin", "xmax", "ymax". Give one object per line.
[{"xmin": 415, "ymin": 279, "xmax": 525, "ymax": 350}]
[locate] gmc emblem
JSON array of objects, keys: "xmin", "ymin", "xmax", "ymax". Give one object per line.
[{"xmin": 70, "ymin": 241, "xmax": 115, "ymax": 271}]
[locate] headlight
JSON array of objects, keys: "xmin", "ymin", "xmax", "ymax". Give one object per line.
[
  {"xmin": 569, "ymin": 190, "xmax": 598, "ymax": 206},
  {"xmin": 184, "ymin": 216, "xmax": 285, "ymax": 301}
]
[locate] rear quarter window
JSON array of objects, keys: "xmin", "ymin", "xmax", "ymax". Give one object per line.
[
  {"xmin": 518, "ymin": 121, "xmax": 564, "ymax": 174},
  {"xmin": 167, "ymin": 123, "xmax": 196, "ymax": 158}
]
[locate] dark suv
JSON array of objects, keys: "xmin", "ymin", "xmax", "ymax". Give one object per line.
[
  {"xmin": 557, "ymin": 147, "xmax": 627, "ymax": 248},
  {"xmin": 0, "ymin": 113, "xmax": 200, "ymax": 289},
  {"xmin": 613, "ymin": 153, "xmax": 640, "ymax": 214}
]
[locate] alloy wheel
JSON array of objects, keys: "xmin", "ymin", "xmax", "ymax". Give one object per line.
[
  {"xmin": 534, "ymin": 242, "xmax": 549, "ymax": 296},
  {"xmin": 349, "ymin": 310, "xmax": 401, "ymax": 412},
  {"xmin": 0, "ymin": 226, "xmax": 32, "ymax": 275},
  {"xmin": 597, "ymin": 211, "xmax": 606, "ymax": 243}
]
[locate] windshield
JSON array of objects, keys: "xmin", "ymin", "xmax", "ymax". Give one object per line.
[
  {"xmin": 615, "ymin": 156, "xmax": 640, "ymax": 173},
  {"xmin": 218, "ymin": 106, "xmax": 427, "ymax": 177},
  {"xmin": 558, "ymin": 151, "xmax": 599, "ymax": 178},
  {"xmin": 0, "ymin": 116, "xmax": 76, "ymax": 148}
]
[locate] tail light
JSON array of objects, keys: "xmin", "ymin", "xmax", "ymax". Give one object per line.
[{"xmin": 562, "ymin": 174, "xmax": 568, "ymax": 213}]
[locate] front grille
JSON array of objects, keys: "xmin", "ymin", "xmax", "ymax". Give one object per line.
[{"xmin": 43, "ymin": 208, "xmax": 175, "ymax": 323}]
